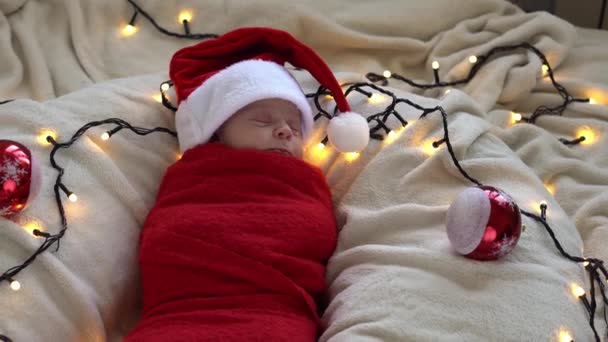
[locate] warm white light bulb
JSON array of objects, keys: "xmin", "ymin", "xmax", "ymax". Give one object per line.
[
  {"xmin": 38, "ymin": 130, "xmax": 57, "ymax": 146},
  {"xmin": 542, "ymin": 64, "xmax": 549, "ymax": 76},
  {"xmin": 178, "ymin": 10, "xmax": 193, "ymax": 23},
  {"xmin": 10, "ymin": 280, "xmax": 21, "ymax": 291},
  {"xmin": 383, "ymin": 70, "xmax": 392, "ymax": 78},
  {"xmin": 69, "ymin": 193, "xmax": 78, "ymax": 202},
  {"xmin": 559, "ymin": 329, "xmax": 573, "ymax": 342},
  {"xmin": 101, "ymin": 132, "xmax": 110, "ymax": 141},
  {"xmin": 122, "ymin": 24, "xmax": 137, "ymax": 36},
  {"xmin": 571, "ymin": 284, "xmax": 585, "ymax": 298},
  {"xmin": 468, "ymin": 55, "xmax": 477, "ymax": 64},
  {"xmin": 513, "ymin": 112, "xmax": 522, "ymax": 122},
  {"xmin": 588, "ymin": 97, "xmax": 597, "ymax": 105},
  {"xmin": 316, "ymin": 143, "xmax": 326, "ymax": 150},
  {"xmin": 161, "ymin": 83, "xmax": 170, "ymax": 91},
  {"xmin": 345, "ymin": 152, "xmax": 360, "ymax": 162},
  {"xmin": 540, "ymin": 200, "xmax": 547, "ymax": 206},
  {"xmin": 368, "ymin": 93, "xmax": 384, "ymax": 104},
  {"xmin": 431, "ymin": 61, "xmax": 440, "ymax": 70}
]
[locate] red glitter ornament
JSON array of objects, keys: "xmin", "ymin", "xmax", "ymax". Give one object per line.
[
  {"xmin": 0, "ymin": 140, "xmax": 33, "ymax": 218},
  {"xmin": 446, "ymin": 186, "xmax": 522, "ymax": 261}
]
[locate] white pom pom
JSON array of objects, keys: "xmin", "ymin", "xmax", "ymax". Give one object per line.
[{"xmin": 327, "ymin": 112, "xmax": 369, "ymax": 153}]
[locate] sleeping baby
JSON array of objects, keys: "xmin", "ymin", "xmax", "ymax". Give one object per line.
[{"xmin": 124, "ymin": 27, "xmax": 362, "ymax": 341}]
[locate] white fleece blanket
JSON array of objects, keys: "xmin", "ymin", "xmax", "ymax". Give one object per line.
[{"xmin": 0, "ymin": 0, "xmax": 607, "ymax": 341}]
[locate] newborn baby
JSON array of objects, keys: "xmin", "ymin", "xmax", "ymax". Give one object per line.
[
  {"xmin": 125, "ymin": 97, "xmax": 337, "ymax": 342},
  {"xmin": 124, "ymin": 27, "xmax": 365, "ymax": 341}
]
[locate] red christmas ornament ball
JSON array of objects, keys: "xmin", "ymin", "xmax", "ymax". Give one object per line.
[
  {"xmin": 0, "ymin": 140, "xmax": 34, "ymax": 217},
  {"xmin": 446, "ymin": 186, "xmax": 522, "ymax": 261}
]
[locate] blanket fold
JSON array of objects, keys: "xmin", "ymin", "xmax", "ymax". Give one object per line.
[{"xmin": 125, "ymin": 143, "xmax": 337, "ymax": 341}]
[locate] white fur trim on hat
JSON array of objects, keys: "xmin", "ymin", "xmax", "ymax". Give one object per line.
[{"xmin": 175, "ymin": 60, "xmax": 313, "ymax": 153}]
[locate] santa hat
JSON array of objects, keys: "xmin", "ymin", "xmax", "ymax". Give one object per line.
[{"xmin": 169, "ymin": 27, "xmax": 369, "ymax": 154}]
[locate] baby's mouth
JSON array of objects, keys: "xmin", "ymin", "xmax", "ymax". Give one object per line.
[{"xmin": 266, "ymin": 148, "xmax": 292, "ymax": 156}]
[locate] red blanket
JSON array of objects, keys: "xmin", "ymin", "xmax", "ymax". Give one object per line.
[{"xmin": 125, "ymin": 143, "xmax": 337, "ymax": 341}]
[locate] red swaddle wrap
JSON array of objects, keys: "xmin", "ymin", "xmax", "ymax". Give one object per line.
[{"xmin": 125, "ymin": 143, "xmax": 337, "ymax": 341}]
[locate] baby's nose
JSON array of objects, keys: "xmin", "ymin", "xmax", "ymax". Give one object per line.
[{"xmin": 274, "ymin": 124, "xmax": 293, "ymax": 140}]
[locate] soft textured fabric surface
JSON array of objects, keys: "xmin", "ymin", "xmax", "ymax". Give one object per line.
[
  {"xmin": 0, "ymin": 0, "xmax": 607, "ymax": 341},
  {"xmin": 124, "ymin": 143, "xmax": 337, "ymax": 342}
]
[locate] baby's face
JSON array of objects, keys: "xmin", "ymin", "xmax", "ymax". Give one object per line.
[{"xmin": 215, "ymin": 98, "xmax": 304, "ymax": 158}]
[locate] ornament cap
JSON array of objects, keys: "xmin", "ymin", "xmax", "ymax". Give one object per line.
[{"xmin": 446, "ymin": 186, "xmax": 491, "ymax": 255}]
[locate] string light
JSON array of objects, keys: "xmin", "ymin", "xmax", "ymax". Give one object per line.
[
  {"xmin": 575, "ymin": 126, "xmax": 596, "ymax": 145},
  {"xmin": 588, "ymin": 97, "xmax": 597, "ymax": 105},
  {"xmin": 511, "ymin": 112, "xmax": 523, "ymax": 124},
  {"xmin": 558, "ymin": 329, "xmax": 573, "ymax": 342},
  {"xmin": 23, "ymin": 222, "xmax": 44, "ymax": 237},
  {"xmin": 122, "ymin": 24, "xmax": 137, "ymax": 37},
  {"xmin": 178, "ymin": 10, "xmax": 193, "ymax": 35},
  {"xmin": 125, "ymin": 0, "xmax": 218, "ymax": 40},
  {"xmin": 542, "ymin": 64, "xmax": 549, "ymax": 77},
  {"xmin": 539, "ymin": 200, "xmax": 548, "ymax": 219},
  {"xmin": 121, "ymin": 11, "xmax": 138, "ymax": 37},
  {"xmin": 344, "ymin": 152, "xmax": 360, "ymax": 162},
  {"xmin": 444, "ymin": 88, "xmax": 451, "ymax": 95},
  {"xmin": 571, "ymin": 283, "xmax": 586, "ymax": 298},
  {"xmin": 100, "ymin": 127, "xmax": 122, "ymax": 142},
  {"xmin": 178, "ymin": 10, "xmax": 193, "ymax": 23},
  {"xmin": 37, "ymin": 130, "xmax": 57, "ymax": 146},
  {"xmin": 367, "ymin": 42, "xmax": 592, "ymax": 127},
  {"xmin": 545, "ymin": 183, "xmax": 555, "ymax": 195},
  {"xmin": 384, "ymin": 130, "xmax": 398, "ymax": 144},
  {"xmin": 571, "ymin": 283, "xmax": 593, "ymax": 315},
  {"xmin": 421, "ymin": 139, "xmax": 440, "ymax": 156},
  {"xmin": 431, "ymin": 60, "xmax": 440, "ymax": 84},
  {"xmin": 368, "ymin": 93, "xmax": 385, "ymax": 104},
  {"xmin": 468, "ymin": 55, "xmax": 478, "ymax": 64},
  {"xmin": 383, "ymin": 70, "xmax": 392, "ymax": 78},
  {"xmin": 560, "ymin": 126, "xmax": 597, "ymax": 146},
  {"xmin": 310, "ymin": 138, "xmax": 330, "ymax": 162},
  {"xmin": 432, "ymin": 138, "xmax": 446, "ymax": 148},
  {"xmin": 9, "ymin": 279, "xmax": 20, "ymax": 291},
  {"xmin": 161, "ymin": 82, "xmax": 171, "ymax": 92}
]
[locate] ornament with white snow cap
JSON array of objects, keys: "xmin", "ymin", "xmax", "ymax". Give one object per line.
[
  {"xmin": 446, "ymin": 186, "xmax": 522, "ymax": 261},
  {"xmin": 0, "ymin": 140, "xmax": 35, "ymax": 218}
]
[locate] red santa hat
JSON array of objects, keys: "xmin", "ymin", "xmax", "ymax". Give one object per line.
[{"xmin": 169, "ymin": 27, "xmax": 369, "ymax": 154}]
